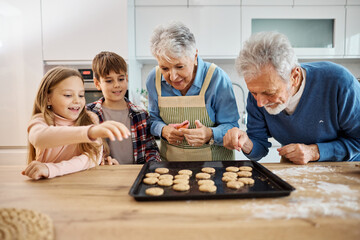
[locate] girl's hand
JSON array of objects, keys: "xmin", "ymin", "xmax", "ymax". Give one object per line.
[
  {"xmin": 100, "ymin": 156, "xmax": 120, "ymax": 165},
  {"xmin": 180, "ymin": 120, "xmax": 212, "ymax": 147},
  {"xmin": 88, "ymin": 121, "xmax": 131, "ymax": 141},
  {"xmin": 22, "ymin": 161, "xmax": 49, "ymax": 180}
]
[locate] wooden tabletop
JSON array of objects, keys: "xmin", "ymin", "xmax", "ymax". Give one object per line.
[{"xmin": 1, "ymin": 162, "xmax": 359, "ymax": 240}]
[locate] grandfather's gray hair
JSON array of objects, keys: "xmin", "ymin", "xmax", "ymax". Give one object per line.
[
  {"xmin": 150, "ymin": 21, "xmax": 197, "ymax": 61},
  {"xmin": 235, "ymin": 32, "xmax": 299, "ymax": 82}
]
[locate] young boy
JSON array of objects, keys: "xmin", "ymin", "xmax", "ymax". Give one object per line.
[{"xmin": 87, "ymin": 51, "xmax": 160, "ymax": 164}]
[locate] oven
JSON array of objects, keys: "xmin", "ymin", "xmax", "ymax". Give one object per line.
[{"xmin": 78, "ymin": 69, "xmax": 104, "ymax": 104}]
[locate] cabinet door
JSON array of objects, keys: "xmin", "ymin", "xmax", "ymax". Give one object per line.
[
  {"xmin": 135, "ymin": 6, "xmax": 241, "ymax": 59},
  {"xmin": 242, "ymin": 6, "xmax": 345, "ymax": 57},
  {"xmin": 42, "ymin": 0, "xmax": 128, "ymax": 61},
  {"xmin": 345, "ymin": 6, "xmax": 360, "ymax": 56},
  {"xmin": 0, "ymin": 0, "xmax": 43, "ymax": 147}
]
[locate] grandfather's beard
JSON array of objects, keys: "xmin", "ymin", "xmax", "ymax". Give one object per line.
[
  {"xmin": 264, "ymin": 102, "xmax": 288, "ymax": 115},
  {"xmin": 264, "ymin": 87, "xmax": 293, "ymax": 115}
]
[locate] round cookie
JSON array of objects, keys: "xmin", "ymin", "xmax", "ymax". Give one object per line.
[
  {"xmin": 226, "ymin": 166, "xmax": 239, "ymax": 172},
  {"xmin": 173, "ymin": 178, "xmax": 189, "ymax": 184},
  {"xmin": 174, "ymin": 174, "xmax": 190, "ymax": 180},
  {"xmin": 178, "ymin": 169, "xmax": 192, "ymax": 176},
  {"xmin": 201, "ymin": 167, "xmax": 216, "ymax": 174},
  {"xmin": 227, "ymin": 180, "xmax": 244, "ymax": 189},
  {"xmin": 172, "ymin": 183, "xmax": 190, "ymax": 192},
  {"xmin": 196, "ymin": 172, "xmax": 211, "ymax": 180},
  {"xmin": 145, "ymin": 187, "xmax": 164, "ymax": 196},
  {"xmin": 223, "ymin": 172, "xmax": 238, "ymax": 178},
  {"xmin": 157, "ymin": 179, "xmax": 173, "ymax": 187},
  {"xmin": 222, "ymin": 176, "xmax": 237, "ymax": 182},
  {"xmin": 199, "ymin": 184, "xmax": 217, "ymax": 193},
  {"xmin": 143, "ymin": 177, "xmax": 158, "ymax": 185},
  {"xmin": 145, "ymin": 172, "xmax": 160, "ymax": 178},
  {"xmin": 239, "ymin": 166, "xmax": 252, "ymax": 172},
  {"xmin": 238, "ymin": 177, "xmax": 255, "ymax": 185},
  {"xmin": 159, "ymin": 174, "xmax": 174, "ymax": 180},
  {"xmin": 155, "ymin": 167, "xmax": 169, "ymax": 174},
  {"xmin": 197, "ymin": 179, "xmax": 215, "ymax": 186},
  {"xmin": 237, "ymin": 171, "xmax": 252, "ymax": 177}
]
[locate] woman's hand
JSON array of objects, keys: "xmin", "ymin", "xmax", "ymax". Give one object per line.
[
  {"xmin": 100, "ymin": 156, "xmax": 120, "ymax": 165},
  {"xmin": 162, "ymin": 125, "xmax": 185, "ymax": 145},
  {"xmin": 180, "ymin": 120, "xmax": 212, "ymax": 147},
  {"xmin": 88, "ymin": 121, "xmax": 131, "ymax": 142},
  {"xmin": 22, "ymin": 161, "xmax": 49, "ymax": 180}
]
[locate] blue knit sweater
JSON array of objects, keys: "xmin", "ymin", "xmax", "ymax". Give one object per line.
[{"xmin": 245, "ymin": 61, "xmax": 360, "ymax": 162}]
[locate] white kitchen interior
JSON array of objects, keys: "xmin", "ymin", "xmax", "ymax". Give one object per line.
[{"xmin": 0, "ymin": 0, "xmax": 359, "ymax": 165}]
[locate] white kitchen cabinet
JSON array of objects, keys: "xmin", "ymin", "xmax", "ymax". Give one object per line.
[
  {"xmin": 135, "ymin": 5, "xmax": 241, "ymax": 59},
  {"xmin": 345, "ymin": 6, "xmax": 360, "ymax": 57},
  {"xmin": 0, "ymin": 0, "xmax": 43, "ymax": 164},
  {"xmin": 242, "ymin": 6, "xmax": 345, "ymax": 58},
  {"xmin": 42, "ymin": 0, "xmax": 128, "ymax": 62},
  {"xmin": 135, "ymin": 0, "xmax": 186, "ymax": 6},
  {"xmin": 242, "ymin": 0, "xmax": 346, "ymax": 5}
]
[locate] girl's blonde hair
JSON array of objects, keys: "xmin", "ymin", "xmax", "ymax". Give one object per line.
[{"xmin": 27, "ymin": 66, "xmax": 102, "ymax": 164}]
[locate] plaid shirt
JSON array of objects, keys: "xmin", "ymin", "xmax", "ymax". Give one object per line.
[{"xmin": 86, "ymin": 97, "xmax": 160, "ymax": 164}]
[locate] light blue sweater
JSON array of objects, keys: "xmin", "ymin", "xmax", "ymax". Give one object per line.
[{"xmin": 245, "ymin": 61, "xmax": 360, "ymax": 162}]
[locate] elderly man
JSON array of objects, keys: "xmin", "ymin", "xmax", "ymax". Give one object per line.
[{"xmin": 223, "ymin": 32, "xmax": 360, "ymax": 164}]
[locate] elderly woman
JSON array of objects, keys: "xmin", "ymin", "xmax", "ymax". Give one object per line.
[{"xmin": 146, "ymin": 22, "xmax": 239, "ymax": 161}]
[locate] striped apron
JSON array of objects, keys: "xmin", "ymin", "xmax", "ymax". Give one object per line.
[{"xmin": 156, "ymin": 63, "xmax": 234, "ymax": 161}]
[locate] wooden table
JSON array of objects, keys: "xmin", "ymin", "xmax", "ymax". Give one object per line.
[{"xmin": 1, "ymin": 162, "xmax": 360, "ymax": 240}]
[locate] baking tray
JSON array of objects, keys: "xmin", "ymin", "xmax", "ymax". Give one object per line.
[{"xmin": 129, "ymin": 160, "xmax": 295, "ymax": 201}]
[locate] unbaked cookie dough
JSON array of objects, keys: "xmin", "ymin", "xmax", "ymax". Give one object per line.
[
  {"xmin": 239, "ymin": 166, "xmax": 252, "ymax": 172},
  {"xmin": 227, "ymin": 180, "xmax": 244, "ymax": 189},
  {"xmin": 173, "ymin": 178, "xmax": 189, "ymax": 184},
  {"xmin": 238, "ymin": 177, "xmax": 255, "ymax": 185},
  {"xmin": 223, "ymin": 172, "xmax": 238, "ymax": 178},
  {"xmin": 155, "ymin": 167, "xmax": 169, "ymax": 174},
  {"xmin": 159, "ymin": 174, "xmax": 174, "ymax": 180},
  {"xmin": 172, "ymin": 183, "xmax": 190, "ymax": 192},
  {"xmin": 178, "ymin": 169, "xmax": 193, "ymax": 176},
  {"xmin": 201, "ymin": 167, "xmax": 216, "ymax": 174},
  {"xmin": 157, "ymin": 179, "xmax": 173, "ymax": 187},
  {"xmin": 196, "ymin": 172, "xmax": 211, "ymax": 180},
  {"xmin": 222, "ymin": 176, "xmax": 237, "ymax": 182},
  {"xmin": 145, "ymin": 187, "xmax": 164, "ymax": 196},
  {"xmin": 237, "ymin": 171, "xmax": 252, "ymax": 177},
  {"xmin": 199, "ymin": 184, "xmax": 217, "ymax": 193},
  {"xmin": 197, "ymin": 179, "xmax": 215, "ymax": 185},
  {"xmin": 174, "ymin": 174, "xmax": 190, "ymax": 180},
  {"xmin": 145, "ymin": 172, "xmax": 160, "ymax": 178},
  {"xmin": 143, "ymin": 177, "xmax": 159, "ymax": 185},
  {"xmin": 226, "ymin": 166, "xmax": 239, "ymax": 172}
]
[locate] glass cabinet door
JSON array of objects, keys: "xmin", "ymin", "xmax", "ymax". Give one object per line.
[
  {"xmin": 242, "ymin": 6, "xmax": 345, "ymax": 57},
  {"xmin": 252, "ymin": 19, "xmax": 334, "ymax": 48}
]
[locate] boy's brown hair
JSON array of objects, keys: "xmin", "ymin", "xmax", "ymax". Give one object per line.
[{"xmin": 92, "ymin": 51, "xmax": 127, "ymax": 81}]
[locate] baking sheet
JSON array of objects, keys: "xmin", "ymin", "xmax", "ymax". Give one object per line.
[{"xmin": 129, "ymin": 160, "xmax": 295, "ymax": 201}]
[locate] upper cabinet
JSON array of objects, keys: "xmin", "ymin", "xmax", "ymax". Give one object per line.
[
  {"xmin": 345, "ymin": 6, "xmax": 360, "ymax": 57},
  {"xmin": 42, "ymin": 0, "xmax": 128, "ymax": 62},
  {"xmin": 242, "ymin": 6, "xmax": 345, "ymax": 58},
  {"xmin": 135, "ymin": 1, "xmax": 241, "ymax": 60}
]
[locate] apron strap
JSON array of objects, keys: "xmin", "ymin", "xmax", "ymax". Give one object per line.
[
  {"xmin": 199, "ymin": 63, "xmax": 216, "ymax": 97},
  {"xmin": 155, "ymin": 66, "xmax": 162, "ymax": 97}
]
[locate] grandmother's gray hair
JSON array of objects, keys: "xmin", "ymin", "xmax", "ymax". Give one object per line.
[
  {"xmin": 150, "ymin": 21, "xmax": 197, "ymax": 62},
  {"xmin": 235, "ymin": 32, "xmax": 299, "ymax": 83}
]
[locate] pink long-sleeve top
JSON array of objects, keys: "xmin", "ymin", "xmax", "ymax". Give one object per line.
[{"xmin": 28, "ymin": 112, "xmax": 102, "ymax": 178}]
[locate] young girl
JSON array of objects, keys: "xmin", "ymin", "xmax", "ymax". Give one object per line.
[{"xmin": 23, "ymin": 67, "xmax": 130, "ymax": 180}]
